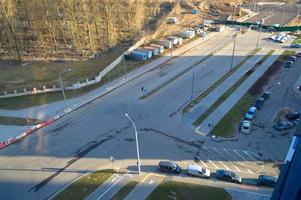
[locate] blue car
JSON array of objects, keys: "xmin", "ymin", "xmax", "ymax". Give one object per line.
[{"xmin": 245, "ymin": 106, "xmax": 257, "ymax": 120}]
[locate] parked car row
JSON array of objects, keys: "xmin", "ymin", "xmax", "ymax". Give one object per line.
[
  {"xmin": 284, "ymin": 55, "xmax": 298, "ymax": 68},
  {"xmin": 241, "ymin": 92, "xmax": 270, "ymax": 134},
  {"xmin": 158, "ymin": 161, "xmax": 277, "ymax": 187},
  {"xmin": 270, "ymin": 33, "xmax": 290, "ymax": 43}
]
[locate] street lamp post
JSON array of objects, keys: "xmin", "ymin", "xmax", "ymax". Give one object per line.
[
  {"xmin": 230, "ymin": 32, "xmax": 238, "ymax": 70},
  {"xmin": 190, "ymin": 70, "xmax": 195, "ymax": 101},
  {"xmin": 256, "ymin": 19, "xmax": 264, "ymax": 49},
  {"xmin": 125, "ymin": 113, "xmax": 141, "ymax": 174},
  {"xmin": 253, "ymin": 0, "xmax": 257, "ymax": 12},
  {"xmin": 59, "ymin": 68, "xmax": 72, "ymax": 112}
]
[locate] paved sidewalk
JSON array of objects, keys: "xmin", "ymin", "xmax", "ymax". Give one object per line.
[
  {"xmin": 197, "ymin": 49, "xmax": 283, "ymax": 135},
  {"xmin": 123, "ymin": 174, "xmax": 164, "ymax": 200},
  {"xmin": 183, "ymin": 48, "xmax": 269, "ymax": 125},
  {"xmin": 85, "ymin": 173, "xmax": 133, "ymax": 200},
  {"xmin": 0, "ymin": 30, "xmax": 233, "ymax": 142},
  {"xmin": 0, "ymin": 31, "xmax": 227, "ymax": 121}
]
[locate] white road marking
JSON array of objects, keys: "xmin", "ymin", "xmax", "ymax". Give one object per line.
[
  {"xmin": 208, "ymin": 159, "xmax": 220, "ymax": 169},
  {"xmin": 97, "ymin": 173, "xmax": 127, "ymax": 200},
  {"xmin": 233, "ymin": 150, "xmax": 254, "ymax": 174},
  {"xmin": 149, "ymin": 179, "xmax": 155, "ymax": 185},
  {"xmin": 200, "ymin": 160, "xmax": 209, "ymax": 168},
  {"xmin": 243, "ymin": 151, "xmax": 259, "ymax": 162}
]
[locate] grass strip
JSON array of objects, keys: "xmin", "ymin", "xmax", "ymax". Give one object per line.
[
  {"xmin": 182, "ymin": 48, "xmax": 261, "ymax": 113},
  {"xmin": 146, "ymin": 181, "xmax": 232, "ymax": 200},
  {"xmin": 193, "ymin": 49, "xmax": 273, "ymax": 126},
  {"xmin": 0, "ymin": 35, "xmax": 212, "ymax": 110},
  {"xmin": 210, "ymin": 50, "xmax": 292, "ymax": 137},
  {"xmin": 0, "ymin": 116, "xmax": 41, "ymax": 126},
  {"xmin": 110, "ymin": 181, "xmax": 138, "ymax": 200},
  {"xmin": 54, "ymin": 169, "xmax": 114, "ymax": 200},
  {"xmin": 210, "ymin": 93, "xmax": 255, "ymax": 137},
  {"xmin": 141, "ymin": 53, "xmax": 214, "ymax": 99}
]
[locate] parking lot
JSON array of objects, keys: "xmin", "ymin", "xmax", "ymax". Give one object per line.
[
  {"xmin": 250, "ymin": 53, "xmax": 301, "ymax": 137},
  {"xmin": 195, "ymin": 146, "xmax": 265, "ymax": 174}
]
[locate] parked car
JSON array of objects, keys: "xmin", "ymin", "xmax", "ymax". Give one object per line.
[
  {"xmin": 158, "ymin": 161, "xmax": 181, "ymax": 174},
  {"xmin": 273, "ymin": 121, "xmax": 296, "ymax": 131},
  {"xmin": 245, "ymin": 106, "xmax": 257, "ymax": 120},
  {"xmin": 287, "ymin": 56, "xmax": 297, "ymax": 62},
  {"xmin": 296, "ymin": 52, "xmax": 301, "ymax": 57},
  {"xmin": 215, "ymin": 169, "xmax": 242, "ymax": 183},
  {"xmin": 241, "ymin": 120, "xmax": 251, "ymax": 134},
  {"xmin": 284, "ymin": 61, "xmax": 293, "ymax": 68},
  {"xmin": 285, "ymin": 111, "xmax": 300, "ymax": 121},
  {"xmin": 187, "ymin": 164, "xmax": 210, "ymax": 178},
  {"xmin": 167, "ymin": 17, "xmax": 178, "ymax": 24},
  {"xmin": 261, "ymin": 91, "xmax": 270, "ymax": 101},
  {"xmin": 290, "ymin": 43, "xmax": 301, "ymax": 48},
  {"xmin": 257, "ymin": 175, "xmax": 278, "ymax": 187},
  {"xmin": 255, "ymin": 97, "xmax": 265, "ymax": 109}
]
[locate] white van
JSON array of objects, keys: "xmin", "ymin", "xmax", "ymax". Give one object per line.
[{"xmin": 187, "ymin": 164, "xmax": 210, "ymax": 178}]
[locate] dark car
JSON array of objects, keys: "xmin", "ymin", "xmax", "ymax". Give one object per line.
[
  {"xmin": 273, "ymin": 121, "xmax": 296, "ymax": 131},
  {"xmin": 261, "ymin": 92, "xmax": 270, "ymax": 101},
  {"xmin": 257, "ymin": 175, "xmax": 278, "ymax": 187},
  {"xmin": 296, "ymin": 52, "xmax": 301, "ymax": 57},
  {"xmin": 215, "ymin": 169, "xmax": 242, "ymax": 183},
  {"xmin": 291, "ymin": 43, "xmax": 301, "ymax": 48},
  {"xmin": 287, "ymin": 56, "xmax": 297, "ymax": 62},
  {"xmin": 285, "ymin": 111, "xmax": 300, "ymax": 121},
  {"xmin": 158, "ymin": 161, "xmax": 181, "ymax": 174},
  {"xmin": 284, "ymin": 61, "xmax": 293, "ymax": 68},
  {"xmin": 255, "ymin": 97, "xmax": 265, "ymax": 109}
]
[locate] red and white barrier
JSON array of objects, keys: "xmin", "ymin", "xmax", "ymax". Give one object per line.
[{"xmin": 0, "ymin": 115, "xmax": 61, "ymax": 150}]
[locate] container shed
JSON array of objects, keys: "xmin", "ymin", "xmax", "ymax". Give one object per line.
[
  {"xmin": 150, "ymin": 44, "xmax": 164, "ymax": 54},
  {"xmin": 136, "ymin": 48, "xmax": 152, "ymax": 59},
  {"xmin": 152, "ymin": 40, "xmax": 172, "ymax": 49},
  {"xmin": 130, "ymin": 51, "xmax": 147, "ymax": 61},
  {"xmin": 143, "ymin": 46, "xmax": 159, "ymax": 56}
]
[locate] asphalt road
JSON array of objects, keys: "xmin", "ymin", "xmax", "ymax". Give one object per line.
[
  {"xmin": 0, "ymin": 29, "xmax": 292, "ymax": 200},
  {"xmin": 243, "ymin": 3, "xmax": 298, "ymax": 26}
]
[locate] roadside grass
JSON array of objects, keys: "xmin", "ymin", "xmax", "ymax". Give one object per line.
[
  {"xmin": 0, "ymin": 116, "xmax": 41, "ymax": 126},
  {"xmin": 210, "ymin": 93, "xmax": 255, "ymax": 137},
  {"xmin": 146, "ymin": 181, "xmax": 232, "ymax": 200},
  {"xmin": 110, "ymin": 181, "xmax": 138, "ymax": 200},
  {"xmin": 0, "ymin": 35, "xmax": 206, "ymax": 110},
  {"xmin": 292, "ymin": 34, "xmax": 301, "ymax": 44},
  {"xmin": 0, "ymin": 47, "xmax": 127, "ymax": 94},
  {"xmin": 182, "ymin": 48, "xmax": 261, "ymax": 113},
  {"xmin": 279, "ymin": 50, "xmax": 295, "ymax": 62},
  {"xmin": 53, "ymin": 169, "xmax": 114, "ymax": 200},
  {"xmin": 0, "ymin": 58, "xmax": 143, "ymax": 110},
  {"xmin": 193, "ymin": 49, "xmax": 273, "ymax": 127},
  {"xmin": 210, "ymin": 50, "xmax": 288, "ymax": 137}
]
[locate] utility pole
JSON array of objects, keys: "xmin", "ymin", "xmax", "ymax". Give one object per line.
[
  {"xmin": 256, "ymin": 19, "xmax": 264, "ymax": 49},
  {"xmin": 123, "ymin": 53, "xmax": 127, "ymax": 81},
  {"xmin": 230, "ymin": 32, "xmax": 238, "ymax": 70},
  {"xmin": 297, "ymin": 2, "xmax": 301, "ymax": 18},
  {"xmin": 253, "ymin": 0, "xmax": 257, "ymax": 12},
  {"xmin": 125, "ymin": 113, "xmax": 141, "ymax": 174},
  {"xmin": 59, "ymin": 69, "xmax": 72, "ymax": 112},
  {"xmin": 190, "ymin": 70, "xmax": 195, "ymax": 101}
]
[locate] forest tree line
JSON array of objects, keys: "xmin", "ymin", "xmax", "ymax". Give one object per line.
[{"xmin": 0, "ymin": 0, "xmax": 172, "ymax": 61}]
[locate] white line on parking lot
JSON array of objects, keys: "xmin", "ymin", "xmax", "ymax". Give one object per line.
[
  {"xmin": 233, "ymin": 150, "xmax": 254, "ymax": 174},
  {"xmin": 212, "ymin": 147, "xmax": 242, "ymax": 172},
  {"xmin": 200, "ymin": 160, "xmax": 209, "ymax": 168},
  {"xmin": 243, "ymin": 151, "xmax": 259, "ymax": 162},
  {"xmin": 208, "ymin": 159, "xmax": 220, "ymax": 169}
]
